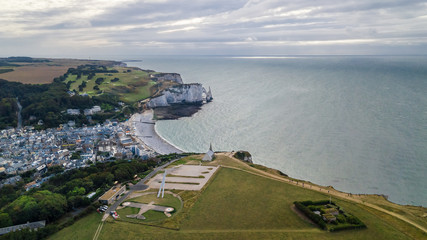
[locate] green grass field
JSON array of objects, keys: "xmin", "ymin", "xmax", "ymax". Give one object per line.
[
  {"xmin": 65, "ymin": 68, "xmax": 158, "ymax": 103},
  {"xmin": 50, "ymin": 155, "xmax": 427, "ymax": 240},
  {"xmin": 94, "ymin": 168, "xmax": 424, "ymax": 239},
  {"xmin": 48, "ymin": 212, "xmax": 102, "ymax": 240}
]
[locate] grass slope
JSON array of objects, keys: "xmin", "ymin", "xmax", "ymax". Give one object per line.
[
  {"xmin": 66, "ymin": 68, "xmax": 157, "ymax": 103},
  {"xmin": 94, "ymin": 167, "xmax": 421, "ymax": 239},
  {"xmin": 51, "ymin": 155, "xmax": 427, "ymax": 240},
  {"xmin": 48, "ymin": 212, "xmax": 102, "ymax": 240}
]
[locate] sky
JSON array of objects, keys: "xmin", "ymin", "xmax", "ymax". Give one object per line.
[{"xmin": 1, "ymin": 0, "xmax": 427, "ymax": 58}]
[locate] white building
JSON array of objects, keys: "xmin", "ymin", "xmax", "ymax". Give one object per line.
[
  {"xmin": 92, "ymin": 106, "xmax": 101, "ymax": 113},
  {"xmin": 202, "ymin": 143, "xmax": 215, "ymax": 161},
  {"xmin": 67, "ymin": 109, "xmax": 80, "ymax": 115}
]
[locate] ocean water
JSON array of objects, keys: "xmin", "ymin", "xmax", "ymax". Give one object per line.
[{"xmin": 125, "ymin": 56, "xmax": 427, "ymax": 206}]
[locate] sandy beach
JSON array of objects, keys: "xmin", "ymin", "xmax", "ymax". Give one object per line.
[{"xmin": 130, "ymin": 110, "xmax": 183, "ymax": 155}]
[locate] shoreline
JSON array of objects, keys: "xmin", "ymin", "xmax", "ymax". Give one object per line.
[
  {"xmin": 131, "ymin": 110, "xmax": 183, "ymax": 155},
  {"xmin": 130, "ymin": 111, "xmax": 426, "ymax": 208},
  {"xmin": 153, "ymin": 122, "xmax": 187, "ymax": 153}
]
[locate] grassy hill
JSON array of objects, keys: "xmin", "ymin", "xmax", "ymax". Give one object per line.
[
  {"xmin": 49, "ymin": 154, "xmax": 427, "ymax": 240},
  {"xmin": 64, "ymin": 67, "xmax": 159, "ymax": 103}
]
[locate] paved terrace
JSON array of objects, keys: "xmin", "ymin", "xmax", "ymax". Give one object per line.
[{"xmin": 147, "ymin": 165, "xmax": 219, "ymax": 191}]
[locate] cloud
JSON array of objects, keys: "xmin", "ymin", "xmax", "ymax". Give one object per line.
[{"xmin": 0, "ymin": 0, "xmax": 426, "ymax": 56}]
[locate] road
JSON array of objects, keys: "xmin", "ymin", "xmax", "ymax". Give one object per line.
[{"xmin": 102, "ymin": 158, "xmax": 180, "ymax": 221}]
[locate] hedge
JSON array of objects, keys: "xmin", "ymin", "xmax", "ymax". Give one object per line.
[
  {"xmin": 329, "ymin": 223, "xmax": 367, "ymax": 232},
  {"xmin": 294, "ymin": 201, "xmax": 327, "ymax": 229}
]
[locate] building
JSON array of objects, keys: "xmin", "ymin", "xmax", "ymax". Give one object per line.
[
  {"xmin": 0, "ymin": 221, "xmax": 46, "ymax": 236},
  {"xmin": 84, "ymin": 109, "xmax": 93, "ymax": 116},
  {"xmin": 92, "ymin": 106, "xmax": 101, "ymax": 113},
  {"xmin": 98, "ymin": 185, "xmax": 126, "ymax": 205},
  {"xmin": 202, "ymin": 143, "xmax": 215, "ymax": 161},
  {"xmin": 67, "ymin": 109, "xmax": 80, "ymax": 115}
]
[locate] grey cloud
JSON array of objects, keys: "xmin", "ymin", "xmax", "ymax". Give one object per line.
[{"xmin": 1, "ymin": 0, "xmax": 427, "ymax": 56}]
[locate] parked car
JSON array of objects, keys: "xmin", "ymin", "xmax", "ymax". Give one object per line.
[{"xmin": 110, "ymin": 211, "xmax": 119, "ymax": 219}]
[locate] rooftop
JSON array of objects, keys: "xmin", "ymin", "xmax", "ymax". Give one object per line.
[{"xmin": 99, "ymin": 185, "xmax": 124, "ymax": 201}]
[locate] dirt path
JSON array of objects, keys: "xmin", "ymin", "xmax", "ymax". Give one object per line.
[
  {"xmin": 92, "ymin": 221, "xmax": 104, "ymax": 240},
  {"xmin": 217, "ymin": 153, "xmax": 427, "ymax": 234}
]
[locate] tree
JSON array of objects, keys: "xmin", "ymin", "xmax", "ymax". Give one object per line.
[
  {"xmin": 90, "ymin": 172, "xmax": 114, "ymax": 187},
  {"xmin": 0, "ymin": 213, "xmax": 12, "ymax": 228},
  {"xmin": 71, "ymin": 152, "xmax": 81, "ymax": 160},
  {"xmin": 95, "ymin": 77, "xmax": 104, "ymax": 85},
  {"xmin": 5, "ymin": 195, "xmax": 39, "ymax": 224},
  {"xmin": 34, "ymin": 190, "xmax": 67, "ymax": 223},
  {"xmin": 68, "ymin": 186, "xmax": 86, "ymax": 197}
]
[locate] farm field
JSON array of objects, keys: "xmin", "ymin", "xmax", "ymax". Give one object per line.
[
  {"xmin": 0, "ymin": 58, "xmax": 118, "ymax": 84},
  {"xmin": 50, "ymin": 154, "xmax": 427, "ymax": 240}
]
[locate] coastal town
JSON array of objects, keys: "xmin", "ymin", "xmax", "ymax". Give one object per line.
[{"xmin": 0, "ymin": 111, "xmax": 158, "ymax": 190}]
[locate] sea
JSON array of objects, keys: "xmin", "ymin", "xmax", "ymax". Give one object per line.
[{"xmin": 124, "ymin": 55, "xmax": 427, "ymax": 207}]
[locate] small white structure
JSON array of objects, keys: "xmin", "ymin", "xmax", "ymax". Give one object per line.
[
  {"xmin": 67, "ymin": 109, "xmax": 80, "ymax": 115},
  {"xmin": 92, "ymin": 105, "xmax": 101, "ymax": 113},
  {"xmin": 83, "ymin": 109, "xmax": 93, "ymax": 116},
  {"xmin": 202, "ymin": 143, "xmax": 215, "ymax": 161}
]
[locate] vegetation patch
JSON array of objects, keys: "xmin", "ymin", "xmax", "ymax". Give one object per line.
[
  {"xmin": 233, "ymin": 150, "xmax": 252, "ymax": 162},
  {"xmin": 0, "ymin": 69, "xmax": 13, "ymax": 74},
  {"xmin": 294, "ymin": 200, "xmax": 366, "ymax": 232}
]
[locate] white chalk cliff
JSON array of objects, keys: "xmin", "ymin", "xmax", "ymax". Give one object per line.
[
  {"xmin": 147, "ymin": 84, "xmax": 212, "ymax": 108},
  {"xmin": 150, "ymin": 73, "xmax": 183, "ymax": 84}
]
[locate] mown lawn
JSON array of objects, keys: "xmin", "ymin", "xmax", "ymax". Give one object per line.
[
  {"xmin": 116, "ymin": 192, "xmax": 182, "ymax": 226},
  {"xmin": 127, "ymin": 193, "xmax": 182, "ymax": 209}
]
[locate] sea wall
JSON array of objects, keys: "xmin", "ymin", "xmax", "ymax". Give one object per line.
[{"xmin": 147, "ymin": 84, "xmax": 207, "ymax": 108}]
